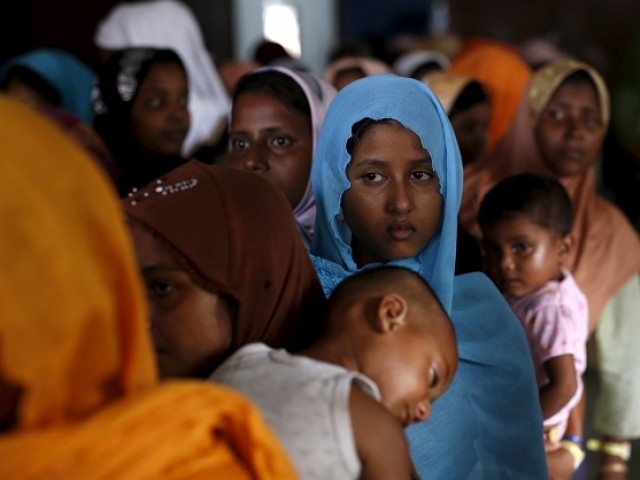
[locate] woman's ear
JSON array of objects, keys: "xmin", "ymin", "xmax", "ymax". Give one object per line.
[
  {"xmin": 558, "ymin": 233, "xmax": 573, "ymax": 263},
  {"xmin": 375, "ymin": 293, "xmax": 408, "ymax": 333}
]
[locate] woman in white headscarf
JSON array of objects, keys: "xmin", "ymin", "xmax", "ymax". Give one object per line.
[{"xmin": 94, "ymin": 0, "xmax": 230, "ymax": 157}]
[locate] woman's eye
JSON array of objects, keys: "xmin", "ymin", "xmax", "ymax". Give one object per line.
[
  {"xmin": 582, "ymin": 113, "xmax": 601, "ymax": 126},
  {"xmin": 362, "ymin": 172, "xmax": 384, "ymax": 183},
  {"xmin": 149, "ymin": 280, "xmax": 174, "ymax": 297},
  {"xmin": 148, "ymin": 97, "xmax": 163, "ymax": 108},
  {"xmin": 230, "ymin": 138, "xmax": 249, "ymax": 151},
  {"xmin": 271, "ymin": 136, "xmax": 292, "ymax": 148},
  {"xmin": 547, "ymin": 108, "xmax": 565, "ymax": 121},
  {"xmin": 411, "ymin": 170, "xmax": 432, "ymax": 180}
]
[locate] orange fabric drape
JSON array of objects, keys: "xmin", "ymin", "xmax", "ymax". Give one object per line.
[
  {"xmin": 0, "ymin": 383, "xmax": 298, "ymax": 479},
  {"xmin": 0, "ymin": 96, "xmax": 298, "ymax": 479}
]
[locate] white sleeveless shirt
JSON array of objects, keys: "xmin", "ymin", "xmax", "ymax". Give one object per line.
[{"xmin": 210, "ymin": 343, "xmax": 381, "ymax": 480}]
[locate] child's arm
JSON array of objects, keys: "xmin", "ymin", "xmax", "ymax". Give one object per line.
[
  {"xmin": 349, "ymin": 385, "xmax": 418, "ymax": 480},
  {"xmin": 540, "ymin": 354, "xmax": 577, "ymax": 420}
]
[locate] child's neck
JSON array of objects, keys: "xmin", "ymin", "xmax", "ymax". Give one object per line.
[{"xmin": 298, "ymin": 337, "xmax": 360, "ymax": 373}]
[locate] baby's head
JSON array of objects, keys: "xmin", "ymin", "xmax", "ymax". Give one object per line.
[
  {"xmin": 326, "ymin": 266, "xmax": 458, "ymax": 427},
  {"xmin": 478, "ymin": 173, "xmax": 573, "ymax": 297}
]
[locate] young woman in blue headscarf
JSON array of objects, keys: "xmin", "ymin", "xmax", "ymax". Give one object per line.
[{"xmin": 310, "ymin": 74, "xmax": 548, "ymax": 479}]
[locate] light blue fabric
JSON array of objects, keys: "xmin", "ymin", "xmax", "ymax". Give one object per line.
[
  {"xmin": 310, "ymin": 74, "xmax": 548, "ymax": 479},
  {"xmin": 0, "ymin": 48, "xmax": 96, "ymax": 124}
]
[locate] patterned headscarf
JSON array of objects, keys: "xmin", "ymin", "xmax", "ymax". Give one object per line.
[
  {"xmin": 93, "ymin": 47, "xmax": 188, "ymax": 196},
  {"xmin": 95, "ymin": 0, "xmax": 231, "ymax": 156},
  {"xmin": 125, "ymin": 161, "xmax": 326, "ymax": 353}
]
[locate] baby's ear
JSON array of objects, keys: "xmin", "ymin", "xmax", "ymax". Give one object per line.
[
  {"xmin": 376, "ymin": 293, "xmax": 408, "ymax": 333},
  {"xmin": 558, "ymin": 233, "xmax": 573, "ymax": 263}
]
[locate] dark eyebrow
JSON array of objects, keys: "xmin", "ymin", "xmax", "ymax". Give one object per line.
[
  {"xmin": 506, "ymin": 234, "xmax": 534, "ymax": 242},
  {"xmin": 351, "ymin": 157, "xmax": 433, "ymax": 169},
  {"xmin": 350, "ymin": 158, "xmax": 387, "ymax": 168},
  {"xmin": 231, "ymin": 126, "xmax": 290, "ymax": 136}
]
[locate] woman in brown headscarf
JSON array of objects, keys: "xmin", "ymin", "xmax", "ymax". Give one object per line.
[
  {"xmin": 0, "ymin": 96, "xmax": 298, "ymax": 479},
  {"xmin": 124, "ymin": 161, "xmax": 326, "ymax": 380},
  {"xmin": 464, "ymin": 59, "xmax": 640, "ymax": 479}
]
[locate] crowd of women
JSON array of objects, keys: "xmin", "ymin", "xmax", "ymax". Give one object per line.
[{"xmin": 1, "ymin": 1, "xmax": 639, "ymax": 479}]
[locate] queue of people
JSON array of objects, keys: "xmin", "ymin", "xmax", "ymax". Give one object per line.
[{"xmin": 1, "ymin": 2, "xmax": 639, "ymax": 479}]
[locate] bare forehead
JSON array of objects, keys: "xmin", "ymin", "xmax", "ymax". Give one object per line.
[
  {"xmin": 355, "ymin": 121, "xmax": 430, "ymax": 156},
  {"xmin": 549, "ymin": 80, "xmax": 600, "ymax": 107}
]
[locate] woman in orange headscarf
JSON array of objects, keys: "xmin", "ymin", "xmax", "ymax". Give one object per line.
[
  {"xmin": 450, "ymin": 38, "xmax": 533, "ymax": 241},
  {"xmin": 450, "ymin": 38, "xmax": 532, "ymax": 155},
  {"xmin": 0, "ymin": 95, "xmax": 297, "ymax": 479}
]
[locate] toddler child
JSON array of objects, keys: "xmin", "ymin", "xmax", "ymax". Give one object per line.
[
  {"xmin": 212, "ymin": 265, "xmax": 458, "ymax": 480},
  {"xmin": 478, "ymin": 173, "xmax": 589, "ymax": 462}
]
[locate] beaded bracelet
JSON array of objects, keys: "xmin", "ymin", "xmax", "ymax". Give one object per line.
[
  {"xmin": 559, "ymin": 439, "xmax": 586, "ymax": 471},
  {"xmin": 562, "ymin": 434, "xmax": 586, "ymax": 450}
]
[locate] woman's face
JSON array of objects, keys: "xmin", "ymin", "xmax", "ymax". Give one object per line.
[
  {"xmin": 450, "ymin": 101, "xmax": 491, "ymax": 166},
  {"xmin": 227, "ymin": 91, "xmax": 313, "ymax": 209},
  {"xmin": 342, "ymin": 122, "xmax": 443, "ymax": 266},
  {"xmin": 534, "ymin": 79, "xmax": 605, "ymax": 178},
  {"xmin": 130, "ymin": 62, "xmax": 190, "ymax": 157},
  {"xmin": 129, "ymin": 222, "xmax": 233, "ymax": 379}
]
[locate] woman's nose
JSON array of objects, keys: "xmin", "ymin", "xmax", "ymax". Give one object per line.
[
  {"xmin": 388, "ymin": 181, "xmax": 412, "ymax": 215},
  {"xmin": 566, "ymin": 115, "xmax": 586, "ymax": 139},
  {"xmin": 243, "ymin": 146, "xmax": 268, "ymax": 172}
]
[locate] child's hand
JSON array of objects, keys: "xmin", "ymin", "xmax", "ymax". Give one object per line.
[{"xmin": 546, "ymin": 448, "xmax": 574, "ymax": 480}]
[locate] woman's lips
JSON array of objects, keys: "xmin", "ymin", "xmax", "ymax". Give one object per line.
[{"xmin": 387, "ymin": 222, "xmax": 415, "ymax": 240}]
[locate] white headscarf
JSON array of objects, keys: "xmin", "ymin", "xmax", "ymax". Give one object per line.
[{"xmin": 95, "ymin": 0, "xmax": 231, "ymax": 156}]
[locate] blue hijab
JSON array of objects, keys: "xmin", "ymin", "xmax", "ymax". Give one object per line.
[
  {"xmin": 310, "ymin": 75, "xmax": 547, "ymax": 479},
  {"xmin": 0, "ymin": 49, "xmax": 96, "ymax": 124}
]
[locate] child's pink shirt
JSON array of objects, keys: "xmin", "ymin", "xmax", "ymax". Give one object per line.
[{"xmin": 506, "ymin": 268, "xmax": 589, "ymax": 430}]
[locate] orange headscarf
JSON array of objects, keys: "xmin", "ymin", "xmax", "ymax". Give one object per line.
[
  {"xmin": 450, "ymin": 38, "xmax": 532, "ymax": 154},
  {"xmin": 0, "ymin": 96, "xmax": 297, "ymax": 479},
  {"xmin": 461, "ymin": 60, "xmax": 640, "ymax": 330}
]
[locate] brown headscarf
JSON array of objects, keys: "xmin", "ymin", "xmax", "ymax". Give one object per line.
[
  {"xmin": 0, "ymin": 96, "xmax": 298, "ymax": 479},
  {"xmin": 125, "ymin": 161, "xmax": 325, "ymax": 352},
  {"xmin": 462, "ymin": 60, "xmax": 640, "ymax": 330}
]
